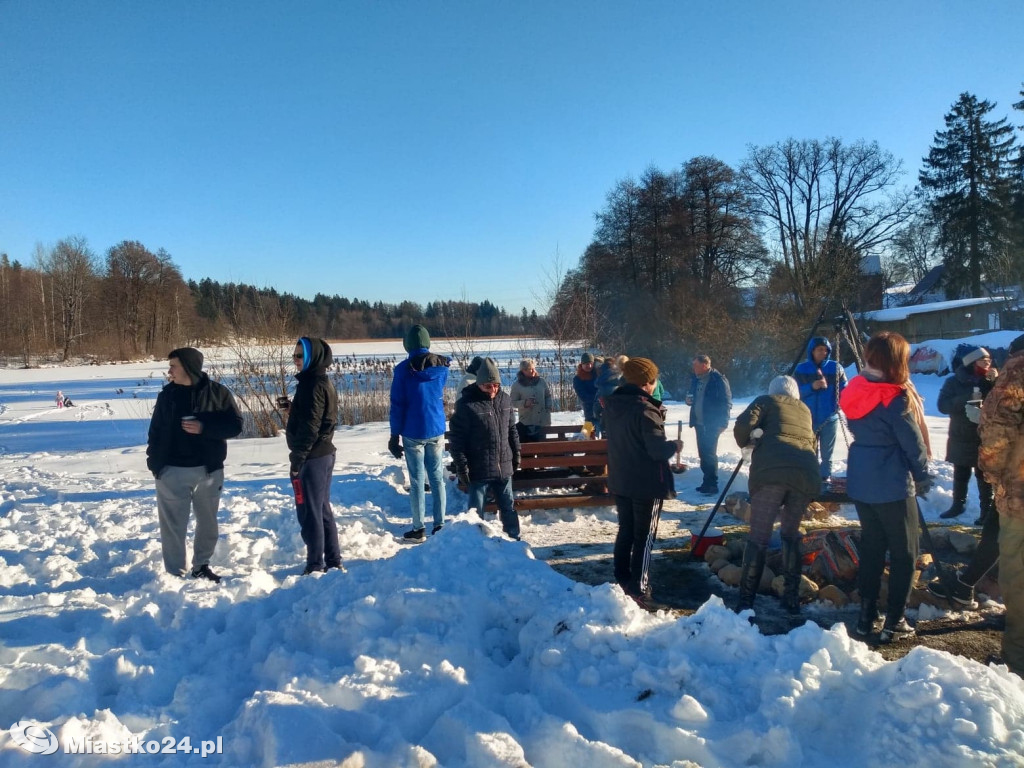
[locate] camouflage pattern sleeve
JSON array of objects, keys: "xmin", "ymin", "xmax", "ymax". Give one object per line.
[{"xmin": 978, "ymin": 352, "xmax": 1024, "ymax": 519}]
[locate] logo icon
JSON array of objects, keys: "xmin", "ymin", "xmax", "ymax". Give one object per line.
[{"xmin": 9, "ymin": 721, "xmax": 59, "ymax": 754}]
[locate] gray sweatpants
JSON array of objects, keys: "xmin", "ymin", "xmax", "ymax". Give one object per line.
[{"xmin": 155, "ymin": 466, "xmax": 224, "ymax": 576}]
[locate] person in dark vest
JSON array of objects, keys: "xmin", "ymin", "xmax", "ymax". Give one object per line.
[
  {"xmin": 449, "ymin": 358, "xmax": 521, "ymax": 540},
  {"xmin": 147, "ymin": 347, "xmax": 243, "ymax": 582},
  {"xmin": 282, "ymin": 337, "xmax": 343, "ymax": 574},
  {"xmin": 937, "ymin": 346, "xmax": 998, "ymax": 524},
  {"xmin": 733, "ymin": 376, "xmax": 820, "ymax": 615},
  {"xmin": 603, "ymin": 357, "xmax": 680, "ymax": 607}
]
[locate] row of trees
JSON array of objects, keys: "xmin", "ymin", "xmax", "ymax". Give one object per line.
[
  {"xmin": 551, "ymin": 87, "xmax": 1024, "ymax": 395},
  {"xmin": 0, "ymin": 242, "xmax": 537, "ymax": 363}
]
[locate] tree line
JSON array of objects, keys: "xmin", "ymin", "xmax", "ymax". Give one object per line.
[
  {"xmin": 549, "ymin": 87, "xmax": 1024, "ymax": 395},
  {"xmin": 0, "ymin": 241, "xmax": 538, "ymax": 364}
]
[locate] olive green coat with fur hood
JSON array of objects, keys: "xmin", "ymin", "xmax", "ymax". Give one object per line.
[{"xmin": 734, "ymin": 394, "xmax": 820, "ymax": 497}]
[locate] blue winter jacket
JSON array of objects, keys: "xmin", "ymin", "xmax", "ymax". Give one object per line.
[
  {"xmin": 389, "ymin": 348, "xmax": 450, "ymax": 439},
  {"xmin": 839, "ymin": 374, "xmax": 929, "ymax": 504},
  {"xmin": 793, "ymin": 337, "xmax": 847, "ymax": 429}
]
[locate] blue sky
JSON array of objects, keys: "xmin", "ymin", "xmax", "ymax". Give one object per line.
[{"xmin": 1, "ymin": 1, "xmax": 1021, "ymax": 315}]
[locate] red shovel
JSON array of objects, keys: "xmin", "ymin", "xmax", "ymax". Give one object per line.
[{"xmin": 672, "ymin": 420, "xmax": 688, "ymax": 473}]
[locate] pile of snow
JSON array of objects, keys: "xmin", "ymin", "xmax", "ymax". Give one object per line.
[{"xmin": 1, "ymin": 340, "xmax": 1022, "ymax": 766}]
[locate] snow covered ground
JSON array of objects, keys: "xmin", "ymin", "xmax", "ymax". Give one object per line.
[{"xmin": 1, "ymin": 335, "xmax": 1023, "ymax": 767}]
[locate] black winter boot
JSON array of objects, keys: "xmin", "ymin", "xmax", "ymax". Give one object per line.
[
  {"xmin": 879, "ymin": 615, "xmax": 915, "ymax": 644},
  {"xmin": 940, "ymin": 469, "xmax": 969, "ymax": 518},
  {"xmin": 854, "ymin": 599, "xmax": 879, "ymax": 637},
  {"xmin": 780, "ymin": 536, "xmax": 803, "ymax": 615},
  {"xmin": 736, "ymin": 541, "xmax": 766, "ymax": 613}
]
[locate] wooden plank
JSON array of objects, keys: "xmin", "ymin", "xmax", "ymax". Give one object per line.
[
  {"xmin": 520, "ymin": 439, "xmax": 607, "ymax": 456},
  {"xmin": 485, "ymin": 494, "xmax": 614, "ymax": 512},
  {"xmin": 520, "ymin": 456, "xmax": 606, "ymax": 470},
  {"xmin": 510, "ymin": 476, "xmax": 607, "ymax": 491}
]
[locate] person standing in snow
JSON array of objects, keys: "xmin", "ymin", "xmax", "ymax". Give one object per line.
[
  {"xmin": 686, "ymin": 354, "xmax": 732, "ymax": 496},
  {"xmin": 593, "ymin": 355, "xmax": 626, "ymax": 438},
  {"xmin": 147, "ymin": 347, "xmax": 243, "ymax": 582},
  {"xmin": 56, "ymin": 390, "xmax": 64, "ymax": 409},
  {"xmin": 572, "ymin": 353, "xmax": 599, "ymax": 430},
  {"xmin": 978, "ymin": 333, "xmax": 1024, "ymax": 677},
  {"xmin": 793, "ymin": 336, "xmax": 848, "ymax": 485},
  {"xmin": 732, "ymin": 375, "xmax": 820, "ymax": 615},
  {"xmin": 388, "ymin": 325, "xmax": 450, "ymax": 541},
  {"xmin": 284, "ymin": 337, "xmax": 343, "ymax": 574},
  {"xmin": 840, "ymin": 332, "xmax": 931, "ymax": 643},
  {"xmin": 937, "ymin": 346, "xmax": 998, "ymax": 524},
  {"xmin": 510, "ymin": 358, "xmax": 554, "ymax": 443},
  {"xmin": 603, "ymin": 357, "xmax": 680, "ymax": 607},
  {"xmin": 449, "ymin": 358, "xmax": 521, "ymax": 540}
]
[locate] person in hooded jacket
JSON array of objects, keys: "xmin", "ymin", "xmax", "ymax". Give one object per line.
[
  {"xmin": 593, "ymin": 355, "xmax": 626, "ymax": 438},
  {"xmin": 572, "ymin": 353, "xmax": 599, "ymax": 428},
  {"xmin": 449, "ymin": 358, "xmax": 521, "ymax": 540},
  {"xmin": 794, "ymin": 336, "xmax": 848, "ymax": 484},
  {"xmin": 937, "ymin": 346, "xmax": 998, "ymax": 523},
  {"xmin": 603, "ymin": 357, "xmax": 680, "ymax": 607},
  {"xmin": 510, "ymin": 358, "xmax": 554, "ymax": 443},
  {"xmin": 284, "ymin": 337, "xmax": 343, "ymax": 574},
  {"xmin": 733, "ymin": 376, "xmax": 820, "ymax": 614},
  {"xmin": 147, "ymin": 347, "xmax": 243, "ymax": 582},
  {"xmin": 978, "ymin": 333, "xmax": 1024, "ymax": 677},
  {"xmin": 840, "ymin": 331, "xmax": 931, "ymax": 644},
  {"xmin": 389, "ymin": 325, "xmax": 450, "ymax": 540}
]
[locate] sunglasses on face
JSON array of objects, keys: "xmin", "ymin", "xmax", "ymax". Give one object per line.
[{"xmin": 292, "ymin": 353, "xmax": 304, "ymax": 360}]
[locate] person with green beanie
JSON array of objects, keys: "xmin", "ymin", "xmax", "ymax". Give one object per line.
[{"xmin": 389, "ymin": 325, "xmax": 451, "ymax": 540}]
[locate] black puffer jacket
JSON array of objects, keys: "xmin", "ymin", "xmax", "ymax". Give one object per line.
[
  {"xmin": 937, "ymin": 364, "xmax": 997, "ymax": 466},
  {"xmin": 449, "ymin": 385, "xmax": 520, "ymax": 482},
  {"xmin": 603, "ymin": 383, "xmax": 676, "ymax": 500},
  {"xmin": 147, "ymin": 374, "xmax": 244, "ymax": 476},
  {"xmin": 286, "ymin": 339, "xmax": 338, "ymax": 473}
]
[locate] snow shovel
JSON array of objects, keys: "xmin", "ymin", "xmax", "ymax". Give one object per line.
[
  {"xmin": 671, "ymin": 421, "xmax": 687, "ymax": 473},
  {"xmin": 689, "ymin": 457, "xmax": 745, "ymax": 561},
  {"xmin": 917, "ymin": 495, "xmax": 961, "ymax": 610}
]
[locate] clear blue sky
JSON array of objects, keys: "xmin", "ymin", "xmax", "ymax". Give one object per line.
[{"xmin": 2, "ymin": 1, "xmax": 1021, "ymax": 315}]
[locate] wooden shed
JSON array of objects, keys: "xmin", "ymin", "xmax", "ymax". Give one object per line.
[{"xmin": 859, "ymin": 297, "xmax": 1015, "ymax": 343}]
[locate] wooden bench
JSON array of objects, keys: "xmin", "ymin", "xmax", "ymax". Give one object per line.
[{"xmin": 444, "ymin": 426, "xmax": 614, "ymax": 511}]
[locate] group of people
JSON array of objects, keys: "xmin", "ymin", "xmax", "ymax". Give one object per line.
[
  {"xmin": 729, "ymin": 330, "xmax": 1023, "ymax": 674},
  {"xmin": 144, "ymin": 325, "xmax": 1024, "ymax": 678}
]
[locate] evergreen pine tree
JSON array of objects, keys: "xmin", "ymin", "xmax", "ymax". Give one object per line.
[{"xmin": 919, "ymin": 92, "xmax": 1017, "ymax": 298}]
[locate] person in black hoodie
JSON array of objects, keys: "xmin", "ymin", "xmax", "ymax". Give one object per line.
[
  {"xmin": 283, "ymin": 337, "xmax": 343, "ymax": 575},
  {"xmin": 147, "ymin": 347, "xmax": 243, "ymax": 581},
  {"xmin": 603, "ymin": 357, "xmax": 680, "ymax": 606},
  {"xmin": 449, "ymin": 358, "xmax": 522, "ymax": 540}
]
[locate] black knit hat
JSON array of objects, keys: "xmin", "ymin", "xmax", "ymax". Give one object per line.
[
  {"xmin": 1010, "ymin": 333, "xmax": 1024, "ymax": 355},
  {"xmin": 467, "ymin": 355, "xmax": 484, "ymax": 374},
  {"xmin": 169, "ymin": 347, "xmax": 203, "ymax": 383}
]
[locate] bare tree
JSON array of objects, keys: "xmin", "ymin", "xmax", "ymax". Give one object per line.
[
  {"xmin": 39, "ymin": 236, "xmax": 99, "ymax": 360},
  {"xmin": 741, "ymin": 138, "xmax": 914, "ymax": 309}
]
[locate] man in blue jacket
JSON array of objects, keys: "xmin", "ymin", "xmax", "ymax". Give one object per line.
[
  {"xmin": 389, "ymin": 325, "xmax": 450, "ymax": 540},
  {"xmin": 686, "ymin": 354, "xmax": 732, "ymax": 495},
  {"xmin": 794, "ymin": 337, "xmax": 848, "ymax": 485}
]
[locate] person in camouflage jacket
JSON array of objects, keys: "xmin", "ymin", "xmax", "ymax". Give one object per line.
[{"xmin": 978, "ymin": 333, "xmax": 1024, "ymax": 677}]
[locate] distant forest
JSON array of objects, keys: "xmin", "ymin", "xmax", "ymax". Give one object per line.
[
  {"xmin": 0, "ymin": 240, "xmax": 539, "ymax": 364},
  {"xmin": 5, "ymin": 87, "xmax": 1022, "ymax": 396}
]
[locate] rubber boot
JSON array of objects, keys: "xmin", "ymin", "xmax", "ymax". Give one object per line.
[
  {"xmin": 975, "ymin": 479, "xmax": 994, "ymax": 526},
  {"xmin": 854, "ymin": 599, "xmax": 879, "ymax": 637},
  {"xmin": 780, "ymin": 536, "xmax": 803, "ymax": 615},
  {"xmin": 736, "ymin": 541, "xmax": 765, "ymax": 612},
  {"xmin": 940, "ymin": 469, "xmax": 969, "ymax": 518}
]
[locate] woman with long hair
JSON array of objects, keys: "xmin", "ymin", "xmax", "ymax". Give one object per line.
[{"xmin": 840, "ymin": 331, "xmax": 932, "ymax": 643}]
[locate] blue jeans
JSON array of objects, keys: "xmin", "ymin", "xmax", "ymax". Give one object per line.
[
  {"xmin": 694, "ymin": 425, "xmax": 722, "ymax": 488},
  {"xmin": 404, "ymin": 435, "xmax": 446, "ymax": 530},
  {"xmin": 468, "ymin": 477, "xmax": 519, "ymax": 539},
  {"xmin": 816, "ymin": 416, "xmax": 839, "ymax": 479}
]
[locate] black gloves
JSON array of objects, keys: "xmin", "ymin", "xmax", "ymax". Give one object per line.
[
  {"xmin": 914, "ymin": 476, "xmax": 935, "ymax": 497},
  {"xmin": 388, "ymin": 434, "xmax": 403, "ymax": 459}
]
